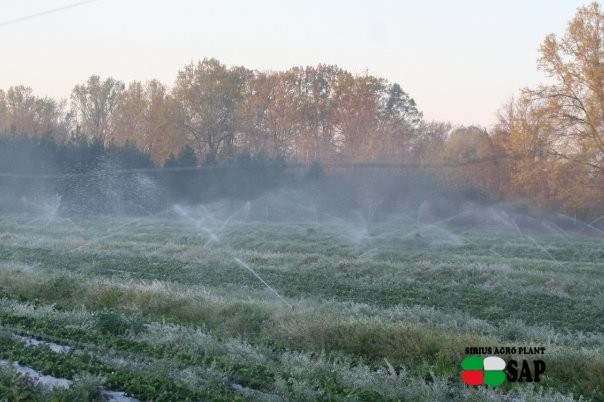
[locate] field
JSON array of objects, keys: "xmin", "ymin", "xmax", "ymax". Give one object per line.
[{"xmin": 0, "ymin": 206, "xmax": 602, "ymax": 401}]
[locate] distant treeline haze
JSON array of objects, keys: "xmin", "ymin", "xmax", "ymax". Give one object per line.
[{"xmin": 0, "ymin": 3, "xmax": 602, "ymax": 216}]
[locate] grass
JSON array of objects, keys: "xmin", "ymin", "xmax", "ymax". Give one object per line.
[{"xmin": 0, "ymin": 212, "xmax": 602, "ymax": 401}]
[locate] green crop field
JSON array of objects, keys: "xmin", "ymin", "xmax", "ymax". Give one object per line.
[{"xmin": 0, "ymin": 211, "xmax": 602, "ymax": 401}]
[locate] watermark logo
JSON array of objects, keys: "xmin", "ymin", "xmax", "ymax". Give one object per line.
[
  {"xmin": 461, "ymin": 356, "xmax": 506, "ymax": 386},
  {"xmin": 461, "ymin": 350, "xmax": 546, "ymax": 387}
]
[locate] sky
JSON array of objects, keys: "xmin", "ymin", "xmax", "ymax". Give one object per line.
[{"xmin": 0, "ymin": 0, "xmax": 592, "ymax": 128}]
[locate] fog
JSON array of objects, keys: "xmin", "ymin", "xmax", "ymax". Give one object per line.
[{"xmin": 5, "ymin": 158, "xmax": 603, "ymax": 265}]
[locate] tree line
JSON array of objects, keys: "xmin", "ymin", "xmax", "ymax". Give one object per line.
[
  {"xmin": 0, "ymin": 3, "xmax": 602, "ymax": 217},
  {"xmin": 0, "ymin": 62, "xmax": 424, "ymax": 165}
]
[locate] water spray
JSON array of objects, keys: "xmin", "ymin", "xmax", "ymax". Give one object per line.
[
  {"xmin": 233, "ymin": 257, "xmax": 293, "ymax": 309},
  {"xmin": 399, "ymin": 210, "xmax": 472, "ymax": 241},
  {"xmin": 557, "ymin": 213, "xmax": 604, "ymax": 237},
  {"xmin": 512, "ymin": 218, "xmax": 562, "ymax": 266},
  {"xmin": 538, "ymin": 219, "xmax": 579, "ymax": 253},
  {"xmin": 175, "ymin": 204, "xmax": 294, "ymax": 310},
  {"xmin": 589, "ymin": 215, "xmax": 604, "ymax": 228}
]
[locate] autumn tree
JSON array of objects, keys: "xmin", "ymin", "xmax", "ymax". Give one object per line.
[
  {"xmin": 495, "ymin": 94, "xmax": 601, "ymax": 212},
  {"xmin": 113, "ymin": 80, "xmax": 184, "ymax": 164},
  {"xmin": 332, "ymin": 72, "xmax": 383, "ymax": 161},
  {"xmin": 493, "ymin": 97, "xmax": 557, "ymax": 207},
  {"xmin": 493, "ymin": 3, "xmax": 604, "ymax": 214},
  {"xmin": 235, "ymin": 71, "xmax": 276, "ymax": 155},
  {"xmin": 235, "ymin": 69, "xmax": 302, "ymax": 156},
  {"xmin": 412, "ymin": 120, "xmax": 451, "ymax": 165},
  {"xmin": 435, "ymin": 126, "xmax": 504, "ymax": 199},
  {"xmin": 375, "ymin": 83, "xmax": 423, "ymax": 162},
  {"xmin": 173, "ymin": 58, "xmax": 247, "ymax": 161},
  {"xmin": 70, "ymin": 75, "xmax": 125, "ymax": 144},
  {"xmin": 295, "ymin": 65, "xmax": 340, "ymax": 162},
  {"xmin": 0, "ymin": 86, "xmax": 66, "ymax": 140},
  {"xmin": 330, "ymin": 71, "xmax": 422, "ymax": 162},
  {"xmin": 528, "ymin": 2, "xmax": 604, "ymax": 173}
]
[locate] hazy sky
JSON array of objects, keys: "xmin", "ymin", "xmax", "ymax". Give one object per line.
[{"xmin": 0, "ymin": 0, "xmax": 590, "ymax": 128}]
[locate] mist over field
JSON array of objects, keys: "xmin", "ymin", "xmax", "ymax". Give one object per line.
[
  {"xmin": 1, "ymin": 2, "xmax": 604, "ymax": 402},
  {"xmin": 0, "ymin": 145, "xmax": 602, "ymax": 401}
]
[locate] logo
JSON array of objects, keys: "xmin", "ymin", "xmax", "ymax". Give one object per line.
[
  {"xmin": 461, "ymin": 356, "xmax": 506, "ymax": 386},
  {"xmin": 461, "ymin": 355, "xmax": 546, "ymax": 387}
]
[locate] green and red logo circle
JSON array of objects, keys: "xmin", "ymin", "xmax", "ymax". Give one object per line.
[{"xmin": 461, "ymin": 356, "xmax": 506, "ymax": 387}]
